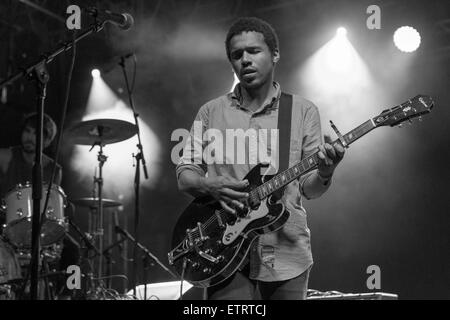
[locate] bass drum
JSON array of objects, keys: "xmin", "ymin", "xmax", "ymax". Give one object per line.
[{"xmin": 0, "ymin": 238, "xmax": 22, "ymax": 300}]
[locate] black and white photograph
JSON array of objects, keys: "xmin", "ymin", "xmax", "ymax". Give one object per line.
[{"xmin": 0, "ymin": 0, "xmax": 449, "ymax": 305}]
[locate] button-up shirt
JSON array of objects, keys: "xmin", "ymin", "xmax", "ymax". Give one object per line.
[{"xmin": 176, "ymin": 82, "xmax": 330, "ymax": 281}]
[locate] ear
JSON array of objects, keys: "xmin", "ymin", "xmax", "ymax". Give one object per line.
[
  {"xmin": 43, "ymin": 136, "xmax": 52, "ymax": 149},
  {"xmin": 272, "ymin": 49, "xmax": 280, "ymax": 64}
]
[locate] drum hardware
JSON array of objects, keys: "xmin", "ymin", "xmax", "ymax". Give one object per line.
[
  {"xmin": 71, "ymin": 197, "xmax": 122, "ymax": 209},
  {"xmin": 65, "ymin": 119, "xmax": 137, "ymax": 285}
]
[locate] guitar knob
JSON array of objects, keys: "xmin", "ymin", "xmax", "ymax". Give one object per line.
[
  {"xmin": 191, "ymin": 262, "xmax": 200, "ymax": 269},
  {"xmin": 203, "ymin": 267, "xmax": 211, "ymax": 274}
]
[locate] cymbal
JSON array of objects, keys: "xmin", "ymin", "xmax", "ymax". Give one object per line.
[
  {"xmin": 66, "ymin": 119, "xmax": 137, "ymax": 145},
  {"xmin": 71, "ymin": 198, "xmax": 122, "ymax": 209}
]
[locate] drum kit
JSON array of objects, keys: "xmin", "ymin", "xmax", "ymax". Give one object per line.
[{"xmin": 0, "ymin": 118, "xmax": 144, "ymax": 300}]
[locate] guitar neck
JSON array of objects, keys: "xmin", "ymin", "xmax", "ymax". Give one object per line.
[{"xmin": 253, "ymin": 119, "xmax": 377, "ymax": 200}]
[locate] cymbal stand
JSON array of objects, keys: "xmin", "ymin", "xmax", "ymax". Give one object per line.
[{"xmin": 90, "ymin": 136, "xmax": 107, "ymax": 282}]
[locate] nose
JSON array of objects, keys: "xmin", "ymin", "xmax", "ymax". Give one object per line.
[{"xmin": 241, "ymin": 51, "xmax": 251, "ymax": 66}]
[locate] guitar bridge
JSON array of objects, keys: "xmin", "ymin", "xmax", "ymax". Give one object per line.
[{"xmin": 197, "ymin": 250, "xmax": 219, "ymax": 264}]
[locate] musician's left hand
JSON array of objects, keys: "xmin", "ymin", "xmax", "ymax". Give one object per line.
[{"xmin": 317, "ymin": 142, "xmax": 345, "ymax": 179}]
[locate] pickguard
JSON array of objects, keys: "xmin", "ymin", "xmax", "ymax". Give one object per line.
[{"xmin": 222, "ymin": 205, "xmax": 267, "ymax": 245}]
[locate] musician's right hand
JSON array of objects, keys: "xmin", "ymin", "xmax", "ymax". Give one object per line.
[{"xmin": 201, "ymin": 176, "xmax": 249, "ymax": 215}]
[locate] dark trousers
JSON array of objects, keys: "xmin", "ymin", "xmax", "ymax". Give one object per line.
[{"xmin": 207, "ymin": 266, "xmax": 311, "ymax": 300}]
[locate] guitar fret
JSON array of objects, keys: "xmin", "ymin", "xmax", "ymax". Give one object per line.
[
  {"xmin": 299, "ymin": 162, "xmax": 305, "ymax": 172},
  {"xmin": 255, "ymin": 188, "xmax": 262, "ymax": 201}
]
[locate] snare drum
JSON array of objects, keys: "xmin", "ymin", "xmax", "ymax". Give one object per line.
[{"xmin": 3, "ymin": 183, "xmax": 67, "ymax": 248}]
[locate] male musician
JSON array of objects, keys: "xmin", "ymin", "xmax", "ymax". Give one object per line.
[
  {"xmin": 0, "ymin": 113, "xmax": 61, "ymax": 197},
  {"xmin": 176, "ymin": 17, "xmax": 345, "ymax": 300}
]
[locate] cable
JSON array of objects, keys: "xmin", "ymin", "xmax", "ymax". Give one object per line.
[
  {"xmin": 179, "ymin": 257, "xmax": 187, "ymax": 300},
  {"xmin": 130, "ymin": 54, "xmax": 137, "ymax": 93}
]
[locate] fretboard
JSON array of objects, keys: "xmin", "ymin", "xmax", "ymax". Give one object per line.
[{"xmin": 252, "ymin": 119, "xmax": 376, "ymax": 201}]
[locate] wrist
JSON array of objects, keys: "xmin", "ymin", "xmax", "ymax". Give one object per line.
[
  {"xmin": 199, "ymin": 176, "xmax": 210, "ymax": 194},
  {"xmin": 317, "ymin": 170, "xmax": 332, "ymax": 184}
]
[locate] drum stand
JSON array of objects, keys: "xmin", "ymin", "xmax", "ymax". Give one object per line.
[{"xmin": 90, "ymin": 139, "xmax": 107, "ymax": 283}]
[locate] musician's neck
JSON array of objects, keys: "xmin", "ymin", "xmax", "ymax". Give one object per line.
[{"xmin": 241, "ymin": 77, "xmax": 276, "ymax": 112}]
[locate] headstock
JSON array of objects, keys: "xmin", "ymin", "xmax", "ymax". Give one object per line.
[{"xmin": 373, "ymin": 95, "xmax": 434, "ymax": 127}]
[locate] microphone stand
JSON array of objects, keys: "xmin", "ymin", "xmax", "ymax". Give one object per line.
[
  {"xmin": 30, "ymin": 65, "xmax": 47, "ymax": 300},
  {"xmin": 0, "ymin": 21, "xmax": 108, "ymax": 300},
  {"xmin": 68, "ymin": 218, "xmax": 101, "ymax": 297},
  {"xmin": 115, "ymin": 226, "xmax": 178, "ymax": 280},
  {"xmin": 118, "ymin": 56, "xmax": 149, "ymax": 297}
]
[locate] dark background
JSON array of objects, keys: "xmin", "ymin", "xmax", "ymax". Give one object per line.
[{"xmin": 0, "ymin": 0, "xmax": 449, "ymax": 299}]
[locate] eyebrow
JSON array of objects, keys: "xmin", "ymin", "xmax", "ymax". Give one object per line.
[
  {"xmin": 232, "ymin": 45, "xmax": 262, "ymax": 51},
  {"xmin": 230, "ymin": 45, "xmax": 263, "ymax": 56}
]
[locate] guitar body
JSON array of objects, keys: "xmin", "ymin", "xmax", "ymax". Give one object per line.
[{"xmin": 169, "ymin": 163, "xmax": 290, "ymax": 288}]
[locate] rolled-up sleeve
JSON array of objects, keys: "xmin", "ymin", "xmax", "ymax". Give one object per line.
[
  {"xmin": 175, "ymin": 104, "xmax": 209, "ymax": 180},
  {"xmin": 299, "ymin": 102, "xmax": 331, "ymax": 199}
]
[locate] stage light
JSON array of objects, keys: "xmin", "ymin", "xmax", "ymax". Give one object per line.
[
  {"xmin": 393, "ymin": 26, "xmax": 421, "ymax": 53},
  {"xmin": 298, "ymin": 26, "xmax": 377, "ymax": 131},
  {"xmin": 91, "ymin": 69, "xmax": 101, "ymax": 78},
  {"xmin": 336, "ymin": 27, "xmax": 347, "ymax": 38}
]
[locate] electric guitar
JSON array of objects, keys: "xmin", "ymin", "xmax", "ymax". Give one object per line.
[{"xmin": 168, "ymin": 95, "xmax": 434, "ymax": 288}]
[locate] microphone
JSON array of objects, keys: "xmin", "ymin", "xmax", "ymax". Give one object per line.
[{"xmin": 86, "ymin": 7, "xmax": 134, "ymax": 30}]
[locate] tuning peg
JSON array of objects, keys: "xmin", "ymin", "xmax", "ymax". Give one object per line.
[
  {"xmin": 418, "ymin": 116, "xmax": 423, "ymax": 122},
  {"xmin": 398, "ymin": 123, "xmax": 403, "ymax": 128}
]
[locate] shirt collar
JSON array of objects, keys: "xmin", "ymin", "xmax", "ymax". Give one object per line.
[{"xmin": 230, "ymin": 82, "xmax": 281, "ymax": 113}]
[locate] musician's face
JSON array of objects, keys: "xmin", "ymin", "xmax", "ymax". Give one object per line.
[
  {"xmin": 21, "ymin": 125, "xmax": 51, "ymax": 153},
  {"xmin": 229, "ymin": 31, "xmax": 279, "ymax": 90}
]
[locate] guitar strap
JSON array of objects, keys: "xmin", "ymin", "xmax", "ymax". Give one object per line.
[
  {"xmin": 237, "ymin": 93, "xmax": 293, "ymax": 274},
  {"xmin": 277, "ymin": 92, "xmax": 293, "ymax": 173}
]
